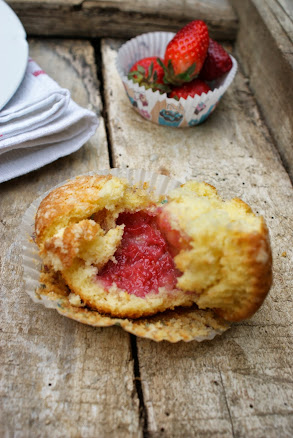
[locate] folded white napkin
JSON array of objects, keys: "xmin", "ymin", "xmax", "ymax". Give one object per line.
[{"xmin": 0, "ymin": 58, "xmax": 99, "ymax": 183}]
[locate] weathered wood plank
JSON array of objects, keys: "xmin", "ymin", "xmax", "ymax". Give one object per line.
[
  {"xmin": 7, "ymin": 0, "xmax": 238, "ymax": 40},
  {"xmin": 102, "ymin": 38, "xmax": 293, "ymax": 437},
  {"xmin": 0, "ymin": 40, "xmax": 141, "ymax": 438},
  {"xmin": 230, "ymin": 0, "xmax": 293, "ymax": 182}
]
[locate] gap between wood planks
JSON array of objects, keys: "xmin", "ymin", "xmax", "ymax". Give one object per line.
[
  {"xmin": 94, "ymin": 38, "xmax": 115, "ymax": 168},
  {"xmin": 94, "ymin": 38, "xmax": 149, "ymax": 436},
  {"xmin": 131, "ymin": 335, "xmax": 149, "ymax": 437}
]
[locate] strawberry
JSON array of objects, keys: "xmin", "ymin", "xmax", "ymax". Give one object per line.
[
  {"xmin": 159, "ymin": 20, "xmax": 209, "ymax": 85},
  {"xmin": 168, "ymin": 79, "xmax": 211, "ymax": 100},
  {"xmin": 128, "ymin": 57, "xmax": 170, "ymax": 93},
  {"xmin": 199, "ymin": 39, "xmax": 232, "ymax": 81}
]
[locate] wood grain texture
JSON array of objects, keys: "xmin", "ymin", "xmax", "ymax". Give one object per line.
[
  {"xmin": 102, "ymin": 38, "xmax": 293, "ymax": 437},
  {"xmin": 277, "ymin": 0, "xmax": 293, "ymax": 22},
  {"xmin": 230, "ymin": 0, "xmax": 293, "ymax": 182},
  {"xmin": 0, "ymin": 40, "xmax": 141, "ymax": 438},
  {"xmin": 267, "ymin": 0, "xmax": 293, "ymax": 44},
  {"xmin": 7, "ymin": 0, "xmax": 238, "ymax": 40}
]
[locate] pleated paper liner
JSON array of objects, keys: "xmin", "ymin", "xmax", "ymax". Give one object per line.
[
  {"xmin": 116, "ymin": 32, "xmax": 238, "ymax": 127},
  {"xmin": 21, "ymin": 168, "xmax": 230, "ymax": 342}
]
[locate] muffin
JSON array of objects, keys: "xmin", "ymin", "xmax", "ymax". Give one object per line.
[{"xmin": 35, "ymin": 174, "xmax": 272, "ymax": 322}]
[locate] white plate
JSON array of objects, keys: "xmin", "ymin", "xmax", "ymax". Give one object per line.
[{"xmin": 0, "ymin": 0, "xmax": 29, "ymax": 111}]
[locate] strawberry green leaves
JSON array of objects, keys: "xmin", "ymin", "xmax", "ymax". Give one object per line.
[{"xmin": 157, "ymin": 59, "xmax": 197, "ymax": 86}]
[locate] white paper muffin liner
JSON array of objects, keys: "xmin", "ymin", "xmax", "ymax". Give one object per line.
[
  {"xmin": 20, "ymin": 168, "xmax": 230, "ymax": 342},
  {"xmin": 116, "ymin": 31, "xmax": 238, "ymax": 127}
]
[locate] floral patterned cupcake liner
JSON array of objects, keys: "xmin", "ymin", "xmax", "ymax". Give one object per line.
[{"xmin": 116, "ymin": 31, "xmax": 238, "ymax": 127}]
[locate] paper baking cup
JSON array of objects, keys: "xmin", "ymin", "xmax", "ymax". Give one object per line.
[
  {"xmin": 116, "ymin": 32, "xmax": 238, "ymax": 128},
  {"xmin": 20, "ymin": 168, "xmax": 230, "ymax": 342}
]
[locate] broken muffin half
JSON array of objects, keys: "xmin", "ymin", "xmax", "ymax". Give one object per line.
[{"xmin": 35, "ymin": 174, "xmax": 272, "ymax": 321}]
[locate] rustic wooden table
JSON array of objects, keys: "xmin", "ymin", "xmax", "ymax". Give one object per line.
[{"xmin": 1, "ymin": 1, "xmax": 293, "ymax": 437}]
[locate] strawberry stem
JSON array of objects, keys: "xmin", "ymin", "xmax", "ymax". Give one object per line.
[{"xmin": 157, "ymin": 58, "xmax": 198, "ymax": 85}]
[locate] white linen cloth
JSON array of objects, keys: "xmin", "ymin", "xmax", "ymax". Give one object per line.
[{"xmin": 0, "ymin": 58, "xmax": 99, "ymax": 183}]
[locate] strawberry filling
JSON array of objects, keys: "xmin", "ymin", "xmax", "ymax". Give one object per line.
[{"xmin": 97, "ymin": 211, "xmax": 181, "ymax": 298}]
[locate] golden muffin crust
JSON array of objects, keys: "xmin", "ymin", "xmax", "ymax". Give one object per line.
[
  {"xmin": 160, "ymin": 181, "xmax": 273, "ymax": 321},
  {"xmin": 35, "ymin": 174, "xmax": 153, "ymax": 247}
]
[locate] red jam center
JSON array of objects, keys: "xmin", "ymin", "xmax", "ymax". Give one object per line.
[{"xmin": 97, "ymin": 211, "xmax": 180, "ymax": 298}]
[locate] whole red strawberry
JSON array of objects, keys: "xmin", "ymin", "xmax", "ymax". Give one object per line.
[
  {"xmin": 168, "ymin": 79, "xmax": 211, "ymax": 100},
  {"xmin": 199, "ymin": 39, "xmax": 232, "ymax": 81},
  {"xmin": 128, "ymin": 57, "xmax": 170, "ymax": 93},
  {"xmin": 160, "ymin": 20, "xmax": 209, "ymax": 85}
]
